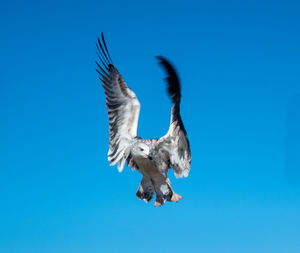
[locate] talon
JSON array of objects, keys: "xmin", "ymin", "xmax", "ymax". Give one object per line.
[{"xmin": 154, "ymin": 201, "xmax": 162, "ymax": 207}]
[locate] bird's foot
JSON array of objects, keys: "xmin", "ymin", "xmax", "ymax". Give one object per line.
[
  {"xmin": 169, "ymin": 192, "xmax": 183, "ymax": 202},
  {"xmin": 154, "ymin": 201, "xmax": 162, "ymax": 207},
  {"xmin": 154, "ymin": 196, "xmax": 164, "ymax": 207}
]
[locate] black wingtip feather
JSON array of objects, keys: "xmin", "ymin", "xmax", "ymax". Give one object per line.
[
  {"xmin": 96, "ymin": 33, "xmax": 115, "ymax": 83},
  {"xmin": 101, "ymin": 33, "xmax": 113, "ymax": 63},
  {"xmin": 96, "ymin": 38, "xmax": 110, "ymax": 66},
  {"xmin": 96, "ymin": 51, "xmax": 109, "ymax": 71},
  {"xmin": 156, "ymin": 56, "xmax": 181, "ymax": 105}
]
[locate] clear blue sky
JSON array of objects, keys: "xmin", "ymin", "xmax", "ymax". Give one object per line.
[{"xmin": 1, "ymin": 0, "xmax": 300, "ymax": 252}]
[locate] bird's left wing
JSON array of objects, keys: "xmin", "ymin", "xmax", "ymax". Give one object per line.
[
  {"xmin": 157, "ymin": 56, "xmax": 191, "ymax": 178},
  {"xmin": 96, "ymin": 33, "xmax": 140, "ymax": 172}
]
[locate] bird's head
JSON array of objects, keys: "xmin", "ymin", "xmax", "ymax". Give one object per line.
[{"xmin": 132, "ymin": 142, "xmax": 151, "ymax": 159}]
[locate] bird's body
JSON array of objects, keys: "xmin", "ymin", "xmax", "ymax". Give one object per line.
[{"xmin": 96, "ymin": 33, "xmax": 191, "ymax": 206}]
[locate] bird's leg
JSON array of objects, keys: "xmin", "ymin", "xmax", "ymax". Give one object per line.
[
  {"xmin": 154, "ymin": 195, "xmax": 165, "ymax": 207},
  {"xmin": 152, "ymin": 176, "xmax": 182, "ymax": 206},
  {"xmin": 136, "ymin": 176, "xmax": 155, "ymax": 202},
  {"xmin": 153, "ymin": 182, "xmax": 168, "ymax": 207}
]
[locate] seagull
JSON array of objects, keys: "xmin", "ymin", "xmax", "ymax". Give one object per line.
[{"xmin": 96, "ymin": 33, "xmax": 191, "ymax": 206}]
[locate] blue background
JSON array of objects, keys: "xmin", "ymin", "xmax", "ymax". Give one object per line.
[{"xmin": 1, "ymin": 0, "xmax": 300, "ymax": 252}]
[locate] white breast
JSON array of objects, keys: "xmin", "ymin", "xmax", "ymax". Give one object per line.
[{"xmin": 134, "ymin": 157, "xmax": 165, "ymax": 180}]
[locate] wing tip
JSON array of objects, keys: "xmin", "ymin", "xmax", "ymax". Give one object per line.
[
  {"xmin": 156, "ymin": 55, "xmax": 181, "ymax": 105},
  {"xmin": 156, "ymin": 55, "xmax": 168, "ymax": 65}
]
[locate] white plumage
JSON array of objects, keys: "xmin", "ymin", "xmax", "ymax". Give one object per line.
[{"xmin": 96, "ymin": 33, "xmax": 191, "ymax": 206}]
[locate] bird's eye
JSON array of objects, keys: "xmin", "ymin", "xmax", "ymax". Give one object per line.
[{"xmin": 140, "ymin": 148, "xmax": 144, "ymax": 151}]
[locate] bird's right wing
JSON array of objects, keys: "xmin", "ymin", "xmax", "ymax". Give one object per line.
[{"xmin": 96, "ymin": 33, "xmax": 140, "ymax": 172}]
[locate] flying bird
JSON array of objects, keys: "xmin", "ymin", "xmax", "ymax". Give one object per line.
[{"xmin": 96, "ymin": 33, "xmax": 191, "ymax": 206}]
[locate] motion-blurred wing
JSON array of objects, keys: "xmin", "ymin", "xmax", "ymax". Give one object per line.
[
  {"xmin": 157, "ymin": 56, "xmax": 191, "ymax": 178},
  {"xmin": 96, "ymin": 33, "xmax": 140, "ymax": 172}
]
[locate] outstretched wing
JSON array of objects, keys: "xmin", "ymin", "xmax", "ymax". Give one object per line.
[
  {"xmin": 157, "ymin": 56, "xmax": 191, "ymax": 178},
  {"xmin": 96, "ymin": 33, "xmax": 140, "ymax": 172}
]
